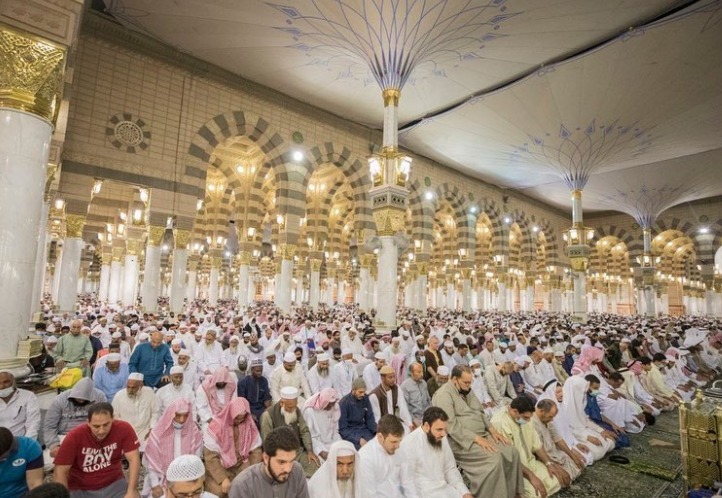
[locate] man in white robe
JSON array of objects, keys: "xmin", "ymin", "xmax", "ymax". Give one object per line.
[
  {"xmin": 303, "ymin": 387, "xmax": 342, "ymax": 459},
  {"xmin": 196, "ymin": 329, "xmax": 223, "ymax": 376},
  {"xmin": 332, "ymin": 349, "xmax": 359, "ymax": 396},
  {"xmin": 308, "ymin": 440, "xmax": 366, "ymax": 498},
  {"xmin": 270, "ymin": 352, "xmax": 312, "ymax": 403},
  {"xmin": 402, "ymin": 406, "xmax": 472, "ymax": 498},
  {"xmin": 177, "ymin": 349, "xmax": 200, "ymax": 390},
  {"xmin": 308, "ymin": 353, "xmax": 334, "ymax": 395},
  {"xmin": 156, "ymin": 366, "xmax": 195, "ymax": 415},
  {"xmin": 111, "ymin": 372, "xmax": 159, "ymax": 450},
  {"xmin": 358, "ymin": 414, "xmax": 418, "ymax": 497},
  {"xmin": 362, "ymin": 352, "xmax": 386, "ymax": 392}
]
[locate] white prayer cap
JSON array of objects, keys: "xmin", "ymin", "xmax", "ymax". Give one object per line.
[
  {"xmin": 46, "ymin": 336, "xmax": 58, "ymax": 344},
  {"xmin": 179, "ymin": 349, "xmax": 191, "ymax": 357},
  {"xmin": 138, "ymin": 332, "xmax": 150, "ymax": 341},
  {"xmin": 554, "ymin": 350, "xmax": 564, "ymax": 357},
  {"xmin": 166, "ymin": 455, "xmax": 205, "ymax": 483},
  {"xmin": 283, "ymin": 352, "xmax": 297, "ymax": 363},
  {"xmin": 443, "ymin": 340, "xmax": 454, "ymax": 348},
  {"xmin": 229, "ymin": 336, "xmax": 240, "ymax": 343},
  {"xmin": 128, "ymin": 372, "xmax": 144, "ymax": 381},
  {"xmin": 374, "ymin": 351, "xmax": 385, "ymax": 360},
  {"xmin": 469, "ymin": 359, "xmax": 481, "ymax": 367},
  {"xmin": 293, "ymin": 336, "xmax": 302, "ymax": 343},
  {"xmin": 130, "ymin": 324, "xmax": 140, "ymax": 331},
  {"xmin": 437, "ymin": 366, "xmax": 450, "ymax": 376},
  {"xmin": 543, "ymin": 348, "xmax": 554, "ymax": 354},
  {"xmin": 165, "ymin": 330, "xmax": 176, "ymax": 337},
  {"xmin": 250, "ymin": 358, "xmax": 263, "ymax": 367},
  {"xmin": 169, "ymin": 366, "xmax": 184, "ymax": 375},
  {"xmin": 498, "ymin": 342, "xmax": 508, "ymax": 349},
  {"xmin": 194, "ymin": 330, "xmax": 203, "ymax": 337},
  {"xmin": 109, "ymin": 323, "xmax": 117, "ymax": 328},
  {"xmin": 106, "ymin": 353, "xmax": 121, "ymax": 362},
  {"xmin": 341, "ymin": 348, "xmax": 353, "ymax": 356},
  {"xmin": 265, "ymin": 350, "xmax": 276, "ymax": 358},
  {"xmin": 243, "ymin": 332, "xmax": 251, "ymax": 338},
  {"xmin": 280, "ymin": 386, "xmax": 299, "ymax": 400},
  {"xmin": 621, "ymin": 338, "xmax": 631, "ymax": 344},
  {"xmin": 47, "ymin": 325, "xmax": 56, "ymax": 333},
  {"xmin": 91, "ymin": 329, "xmax": 102, "ymax": 335},
  {"xmin": 515, "ymin": 355, "xmax": 531, "ymax": 367},
  {"xmin": 110, "ymin": 331, "xmax": 121, "ymax": 339},
  {"xmin": 170, "ymin": 338, "xmax": 182, "ymax": 346},
  {"xmin": 316, "ymin": 353, "xmax": 329, "ymax": 362}
]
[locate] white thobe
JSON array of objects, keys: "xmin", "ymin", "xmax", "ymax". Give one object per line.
[
  {"xmin": 479, "ymin": 349, "xmax": 495, "ymax": 369},
  {"xmin": 222, "ymin": 347, "xmax": 242, "ymax": 371},
  {"xmin": 180, "ymin": 361, "xmax": 200, "ymax": 390},
  {"xmin": 358, "ymin": 437, "xmax": 418, "ymax": 498},
  {"xmin": 331, "ymin": 361, "xmax": 358, "ymax": 397},
  {"xmin": 402, "ymin": 428, "xmax": 470, "ymax": 498},
  {"xmin": 111, "ymin": 387, "xmax": 159, "ymax": 449},
  {"xmin": 155, "ymin": 383, "xmax": 195, "ymax": 415},
  {"xmin": 303, "ymin": 407, "xmax": 341, "ymax": 455},
  {"xmin": 196, "ymin": 387, "xmax": 231, "ymax": 425},
  {"xmin": 362, "ymin": 364, "xmax": 382, "ymax": 392},
  {"xmin": 270, "ymin": 366, "xmax": 311, "ymax": 402},
  {"xmin": 0, "ymin": 389, "xmax": 40, "ymax": 439},
  {"xmin": 307, "ymin": 364, "xmax": 334, "ymax": 395},
  {"xmin": 196, "ymin": 342, "xmax": 224, "ymax": 374}
]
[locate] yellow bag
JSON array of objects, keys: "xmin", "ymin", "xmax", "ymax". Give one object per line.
[{"xmin": 49, "ymin": 367, "xmax": 83, "ymax": 390}]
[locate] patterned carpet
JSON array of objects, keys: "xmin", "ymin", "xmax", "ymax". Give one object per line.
[{"xmin": 557, "ymin": 410, "xmax": 684, "ymax": 498}]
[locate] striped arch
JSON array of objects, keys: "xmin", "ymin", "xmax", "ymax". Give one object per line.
[
  {"xmin": 532, "ymin": 217, "xmax": 561, "ymax": 267},
  {"xmin": 283, "ymin": 143, "xmax": 373, "ymax": 235},
  {"xmin": 478, "ymin": 198, "xmax": 504, "ymax": 256},
  {"xmin": 652, "ymin": 218, "xmax": 697, "ymax": 260},
  {"xmin": 507, "ymin": 208, "xmax": 534, "ymax": 264},
  {"xmin": 408, "ymin": 179, "xmax": 435, "ymax": 244},
  {"xmin": 431, "ymin": 183, "xmax": 473, "ymax": 252},
  {"xmin": 593, "ymin": 226, "xmax": 637, "ymax": 262}
]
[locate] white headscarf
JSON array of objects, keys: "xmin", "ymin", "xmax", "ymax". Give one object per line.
[
  {"xmin": 561, "ymin": 375, "xmax": 591, "ymax": 434},
  {"xmin": 538, "ymin": 379, "xmax": 576, "ymax": 449},
  {"xmin": 307, "ymin": 440, "xmax": 364, "ymax": 498}
]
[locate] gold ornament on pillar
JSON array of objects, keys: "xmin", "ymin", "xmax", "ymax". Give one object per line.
[
  {"xmin": 125, "ymin": 238, "xmax": 142, "ymax": 256},
  {"xmin": 147, "ymin": 226, "xmax": 165, "ymax": 247},
  {"xmin": 310, "ymin": 259, "xmax": 322, "ymax": 272},
  {"xmin": 238, "ymin": 251, "xmax": 252, "ymax": 266},
  {"xmin": 372, "ymin": 207, "xmax": 406, "ymax": 236},
  {"xmin": 187, "ymin": 254, "xmax": 200, "ymax": 271},
  {"xmin": 173, "ymin": 229, "xmax": 191, "ymax": 249},
  {"xmin": 278, "ymin": 243, "xmax": 297, "ymax": 261},
  {"xmin": 382, "ymin": 88, "xmax": 400, "ymax": 107},
  {"xmin": 0, "ymin": 26, "xmax": 66, "ymax": 123},
  {"xmin": 65, "ymin": 214, "xmax": 85, "ymax": 238},
  {"xmin": 210, "ymin": 256, "xmax": 222, "ymax": 270},
  {"xmin": 111, "ymin": 247, "xmax": 125, "ymax": 262}
]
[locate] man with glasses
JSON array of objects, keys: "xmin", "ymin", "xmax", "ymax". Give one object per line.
[
  {"xmin": 54, "ymin": 319, "xmax": 93, "ymax": 377},
  {"xmin": 164, "ymin": 454, "xmax": 216, "ymax": 498}
]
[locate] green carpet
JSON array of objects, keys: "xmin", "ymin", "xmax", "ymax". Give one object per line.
[{"xmin": 557, "ymin": 410, "xmax": 684, "ymax": 498}]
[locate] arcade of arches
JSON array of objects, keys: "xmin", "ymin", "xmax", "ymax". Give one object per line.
[{"xmin": 1, "ymin": 4, "xmax": 722, "ymax": 364}]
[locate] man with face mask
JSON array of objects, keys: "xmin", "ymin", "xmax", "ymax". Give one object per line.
[
  {"xmin": 156, "ymin": 366, "xmax": 195, "ymax": 415},
  {"xmin": 42, "ymin": 378, "xmax": 107, "ymax": 466},
  {"xmin": 358, "ymin": 414, "xmax": 417, "ymax": 497},
  {"xmin": 432, "ymin": 365, "xmax": 523, "ymax": 498},
  {"xmin": 491, "ymin": 396, "xmax": 563, "ymax": 497},
  {"xmin": 402, "ymin": 407, "xmax": 472, "ymax": 498},
  {"xmin": 469, "ymin": 359, "xmax": 498, "ymax": 417},
  {"xmin": 92, "ymin": 352, "xmax": 130, "ymax": 402},
  {"xmin": 111, "ymin": 372, "xmax": 160, "ymax": 450},
  {"xmin": 0, "ymin": 371, "xmax": 40, "ymax": 439}
]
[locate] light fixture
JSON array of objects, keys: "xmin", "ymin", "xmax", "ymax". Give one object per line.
[
  {"xmin": 246, "ymin": 226, "xmax": 256, "ymax": 239},
  {"xmin": 307, "ymin": 236, "xmax": 314, "ymax": 248},
  {"xmin": 532, "ymin": 226, "xmax": 539, "ymax": 233},
  {"xmin": 292, "ymin": 150, "xmax": 304, "ymax": 162},
  {"xmin": 216, "ymin": 236, "xmax": 225, "ymax": 246},
  {"xmin": 503, "ymin": 216, "xmax": 511, "ymax": 224},
  {"xmin": 276, "ymin": 214, "xmax": 286, "ymax": 230},
  {"xmin": 139, "ymin": 188, "xmax": 149, "ymax": 204},
  {"xmin": 133, "ymin": 209, "xmax": 143, "ymax": 222},
  {"xmin": 162, "ymin": 244, "xmax": 169, "ymax": 251},
  {"xmin": 368, "ymin": 157, "xmax": 383, "ymax": 186},
  {"xmin": 92, "ymin": 179, "xmax": 103, "ymax": 195},
  {"xmin": 119, "ymin": 211, "xmax": 127, "ymax": 221},
  {"xmin": 54, "ymin": 198, "xmax": 65, "ymax": 210},
  {"xmin": 117, "ymin": 223, "xmax": 125, "ymax": 235},
  {"xmin": 699, "ymin": 227, "xmax": 710, "ymax": 234},
  {"xmin": 469, "ymin": 205, "xmax": 478, "ymax": 214},
  {"xmin": 425, "ymin": 191, "xmax": 434, "ymax": 201}
]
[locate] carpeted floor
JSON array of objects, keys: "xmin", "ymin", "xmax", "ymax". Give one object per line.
[{"xmin": 557, "ymin": 410, "xmax": 684, "ymax": 498}]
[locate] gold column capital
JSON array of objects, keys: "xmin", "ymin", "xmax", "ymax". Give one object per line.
[
  {"xmin": 372, "ymin": 206, "xmax": 406, "ymax": 236},
  {"xmin": 173, "ymin": 229, "xmax": 191, "ymax": 249},
  {"xmin": 310, "ymin": 259, "xmax": 322, "ymax": 272},
  {"xmin": 0, "ymin": 26, "xmax": 66, "ymax": 123},
  {"xmin": 65, "ymin": 214, "xmax": 85, "ymax": 238},
  {"xmin": 238, "ymin": 251, "xmax": 252, "ymax": 266},
  {"xmin": 360, "ymin": 254, "xmax": 375, "ymax": 269},
  {"xmin": 210, "ymin": 257, "xmax": 222, "ymax": 269},
  {"xmin": 126, "ymin": 238, "xmax": 142, "ymax": 256},
  {"xmin": 111, "ymin": 246, "xmax": 124, "ymax": 262},
  {"xmin": 571, "ymin": 189, "xmax": 583, "ymax": 199},
  {"xmin": 382, "ymin": 88, "xmax": 400, "ymax": 107},
  {"xmin": 147, "ymin": 226, "xmax": 165, "ymax": 247},
  {"xmin": 278, "ymin": 243, "xmax": 297, "ymax": 261}
]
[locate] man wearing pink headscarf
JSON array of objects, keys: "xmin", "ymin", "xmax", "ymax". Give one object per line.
[
  {"xmin": 196, "ymin": 367, "xmax": 238, "ymax": 428},
  {"xmin": 203, "ymin": 397, "xmax": 262, "ymax": 498},
  {"xmin": 302, "ymin": 388, "xmax": 342, "ymax": 460},
  {"xmin": 143, "ymin": 398, "xmax": 202, "ymax": 498}
]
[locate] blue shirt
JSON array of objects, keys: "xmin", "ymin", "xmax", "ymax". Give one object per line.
[
  {"xmin": 0, "ymin": 436, "xmax": 43, "ymax": 498},
  {"xmin": 237, "ymin": 374, "xmax": 271, "ymax": 420},
  {"xmin": 128, "ymin": 343, "xmax": 173, "ymax": 387},
  {"xmin": 92, "ymin": 363, "xmax": 130, "ymax": 401}
]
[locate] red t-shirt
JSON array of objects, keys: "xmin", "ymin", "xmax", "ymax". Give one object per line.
[{"xmin": 54, "ymin": 419, "xmax": 140, "ymax": 490}]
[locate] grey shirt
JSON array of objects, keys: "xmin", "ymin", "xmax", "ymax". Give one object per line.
[
  {"xmin": 229, "ymin": 461, "xmax": 309, "ymax": 498},
  {"xmin": 400, "ymin": 377, "xmax": 430, "ymax": 422}
]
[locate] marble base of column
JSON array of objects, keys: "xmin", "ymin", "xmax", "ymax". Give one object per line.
[
  {"xmin": 108, "ymin": 261, "xmax": 122, "ymax": 304},
  {"xmin": 185, "ymin": 270, "xmax": 197, "ymax": 302},
  {"xmin": 325, "ymin": 278, "xmax": 335, "ymax": 307},
  {"xmin": 309, "ymin": 271, "xmax": 320, "ymax": 310},
  {"xmin": 462, "ymin": 279, "xmax": 471, "ymax": 312},
  {"xmin": 170, "ymin": 249, "xmax": 188, "ymax": 312},
  {"xmin": 209, "ymin": 267, "xmax": 220, "ymax": 306},
  {"xmin": 376, "ymin": 235, "xmax": 398, "ymax": 327},
  {"xmin": 122, "ymin": 254, "xmax": 139, "ymax": 307},
  {"xmin": 417, "ymin": 274, "xmax": 428, "ymax": 314},
  {"xmin": 141, "ymin": 245, "xmax": 161, "ymax": 312},
  {"xmin": 572, "ymin": 272, "xmax": 587, "ymax": 321},
  {"xmin": 29, "ymin": 203, "xmax": 50, "ymax": 319},
  {"xmin": 98, "ymin": 264, "xmax": 110, "ymax": 302},
  {"xmin": 278, "ymin": 259, "xmax": 293, "ymax": 312},
  {"xmin": 57, "ymin": 237, "xmax": 83, "ymax": 312}
]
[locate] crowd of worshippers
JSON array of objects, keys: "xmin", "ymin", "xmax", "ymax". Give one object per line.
[{"xmin": 2, "ymin": 299, "xmax": 722, "ymax": 498}]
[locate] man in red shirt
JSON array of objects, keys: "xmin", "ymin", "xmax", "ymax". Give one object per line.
[{"xmin": 54, "ymin": 402, "xmax": 140, "ymax": 498}]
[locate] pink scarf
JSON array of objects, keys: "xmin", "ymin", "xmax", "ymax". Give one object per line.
[
  {"xmin": 207, "ymin": 397, "xmax": 259, "ymax": 468},
  {"xmin": 303, "ymin": 388, "xmax": 340, "ymax": 422},
  {"xmin": 201, "ymin": 367, "xmax": 237, "ymax": 415}
]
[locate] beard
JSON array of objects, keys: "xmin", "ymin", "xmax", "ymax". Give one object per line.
[
  {"xmin": 426, "ymin": 430, "xmax": 443, "ymax": 449},
  {"xmin": 266, "ymin": 461, "xmax": 290, "ymax": 483},
  {"xmin": 283, "ymin": 408, "xmax": 298, "ymax": 425},
  {"xmin": 318, "ymin": 367, "xmax": 329, "ymax": 377},
  {"xmin": 337, "ymin": 477, "xmax": 354, "ymax": 496}
]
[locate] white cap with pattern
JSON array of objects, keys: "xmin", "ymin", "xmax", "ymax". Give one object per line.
[{"xmin": 166, "ymin": 454, "xmax": 206, "ymax": 482}]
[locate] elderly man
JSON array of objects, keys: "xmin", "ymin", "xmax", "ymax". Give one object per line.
[
  {"xmin": 54, "ymin": 402, "xmax": 140, "ymax": 498},
  {"xmin": 302, "ymin": 388, "xmax": 342, "ymax": 460},
  {"xmin": 228, "ymin": 426, "xmax": 309, "ymax": 498},
  {"xmin": 128, "ymin": 331, "xmax": 173, "ymax": 388},
  {"xmin": 0, "ymin": 371, "xmax": 40, "ymax": 439},
  {"xmin": 491, "ymin": 396, "xmax": 563, "ymax": 497},
  {"xmin": 176, "ymin": 349, "xmax": 199, "ymax": 389},
  {"xmin": 401, "ymin": 362, "xmax": 431, "ymax": 427},
  {"xmin": 485, "ymin": 361, "xmax": 517, "ymax": 406},
  {"xmin": 363, "ymin": 352, "xmax": 386, "ymax": 392},
  {"xmin": 308, "ymin": 440, "xmax": 363, "ymax": 498},
  {"xmin": 54, "ymin": 319, "xmax": 93, "ymax": 377},
  {"xmin": 270, "ymin": 352, "xmax": 311, "ymax": 403},
  {"xmin": 432, "ymin": 365, "xmax": 523, "ymax": 498},
  {"xmin": 156, "ymin": 365, "xmax": 195, "ymax": 414},
  {"xmin": 402, "ymin": 406, "xmax": 473, "ymax": 498},
  {"xmin": 111, "ymin": 372, "xmax": 159, "ymax": 449},
  {"xmin": 428, "ymin": 365, "xmax": 450, "ymax": 398},
  {"xmin": 338, "ymin": 378, "xmax": 377, "ymax": 450},
  {"xmin": 332, "ymin": 349, "xmax": 359, "ymax": 396},
  {"xmin": 0, "ymin": 426, "xmax": 44, "ymax": 498},
  {"xmin": 237, "ymin": 358, "xmax": 272, "ymax": 425},
  {"xmin": 358, "ymin": 414, "xmax": 418, "ymax": 497},
  {"xmin": 369, "ymin": 365, "xmax": 414, "ymax": 430},
  {"xmin": 196, "ymin": 329, "xmax": 224, "ymax": 376},
  {"xmin": 307, "ymin": 352, "xmax": 333, "ymax": 395},
  {"xmin": 470, "ymin": 359, "xmax": 498, "ymax": 417},
  {"xmin": 260, "ymin": 387, "xmax": 320, "ymax": 477},
  {"xmin": 262, "ymin": 350, "xmax": 277, "ymax": 381},
  {"xmin": 92, "ymin": 353, "xmax": 129, "ymax": 402},
  {"xmin": 531, "ymin": 399, "xmax": 584, "ymax": 485},
  {"xmin": 197, "ymin": 367, "xmax": 238, "ymax": 427},
  {"xmin": 42, "ymin": 378, "xmax": 106, "ymax": 467},
  {"xmin": 164, "ymin": 455, "xmax": 215, "ymax": 498}
]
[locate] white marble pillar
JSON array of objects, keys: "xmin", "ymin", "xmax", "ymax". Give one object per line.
[
  {"xmin": 247, "ymin": 271, "xmax": 256, "ymax": 304},
  {"xmin": 572, "ymin": 273, "xmax": 586, "ymax": 320},
  {"xmin": 57, "ymin": 235, "xmax": 84, "ymax": 312},
  {"xmin": 51, "ymin": 250, "xmax": 63, "ymax": 304},
  {"xmin": 185, "ymin": 268, "xmax": 197, "ymax": 302},
  {"xmin": 417, "ymin": 273, "xmax": 428, "ymax": 313},
  {"xmin": 108, "ymin": 256, "xmax": 123, "ymax": 305},
  {"xmin": 375, "ymin": 236, "xmax": 398, "ymax": 326},
  {"xmin": 278, "ymin": 257, "xmax": 294, "ymax": 312},
  {"xmin": 294, "ymin": 276, "xmax": 304, "ymax": 306},
  {"xmin": 29, "ymin": 201, "xmax": 50, "ymax": 318},
  {"xmin": 170, "ymin": 230, "xmax": 190, "ymax": 313},
  {"xmin": 309, "ymin": 259, "xmax": 321, "ymax": 310},
  {"xmin": 358, "ymin": 267, "xmax": 369, "ymax": 310},
  {"xmin": 339, "ymin": 280, "xmax": 347, "ymax": 305},
  {"xmin": 644, "ymin": 287, "xmax": 656, "ymax": 317},
  {"xmin": 498, "ymin": 282, "xmax": 508, "ymax": 311},
  {"xmin": 208, "ymin": 266, "xmax": 220, "ymax": 306},
  {"xmin": 98, "ymin": 263, "xmax": 110, "ymax": 302},
  {"xmin": 141, "ymin": 232, "xmax": 163, "ymax": 312},
  {"xmin": 461, "ymin": 278, "xmax": 471, "ymax": 312},
  {"xmin": 122, "ymin": 252, "xmax": 139, "ymax": 306},
  {"xmin": 435, "ymin": 286, "xmax": 444, "ymax": 309},
  {"xmin": 326, "ymin": 277, "xmax": 335, "ymax": 307}
]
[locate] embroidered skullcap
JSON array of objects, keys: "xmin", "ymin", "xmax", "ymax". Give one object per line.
[
  {"xmin": 316, "ymin": 353, "xmax": 329, "ymax": 362},
  {"xmin": 250, "ymin": 358, "xmax": 263, "ymax": 367},
  {"xmin": 166, "ymin": 455, "xmax": 206, "ymax": 482},
  {"xmin": 351, "ymin": 378, "xmax": 366, "ymax": 390},
  {"xmin": 280, "ymin": 386, "xmax": 299, "ymax": 400},
  {"xmin": 283, "ymin": 352, "xmax": 297, "ymax": 363},
  {"xmin": 374, "ymin": 351, "xmax": 385, "ymax": 360},
  {"xmin": 379, "ymin": 365, "xmax": 394, "ymax": 375},
  {"xmin": 128, "ymin": 372, "xmax": 144, "ymax": 381},
  {"xmin": 169, "ymin": 366, "xmax": 184, "ymax": 375}
]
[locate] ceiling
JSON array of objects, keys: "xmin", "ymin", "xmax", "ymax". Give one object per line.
[{"xmin": 99, "ymin": 0, "xmax": 722, "ymax": 216}]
